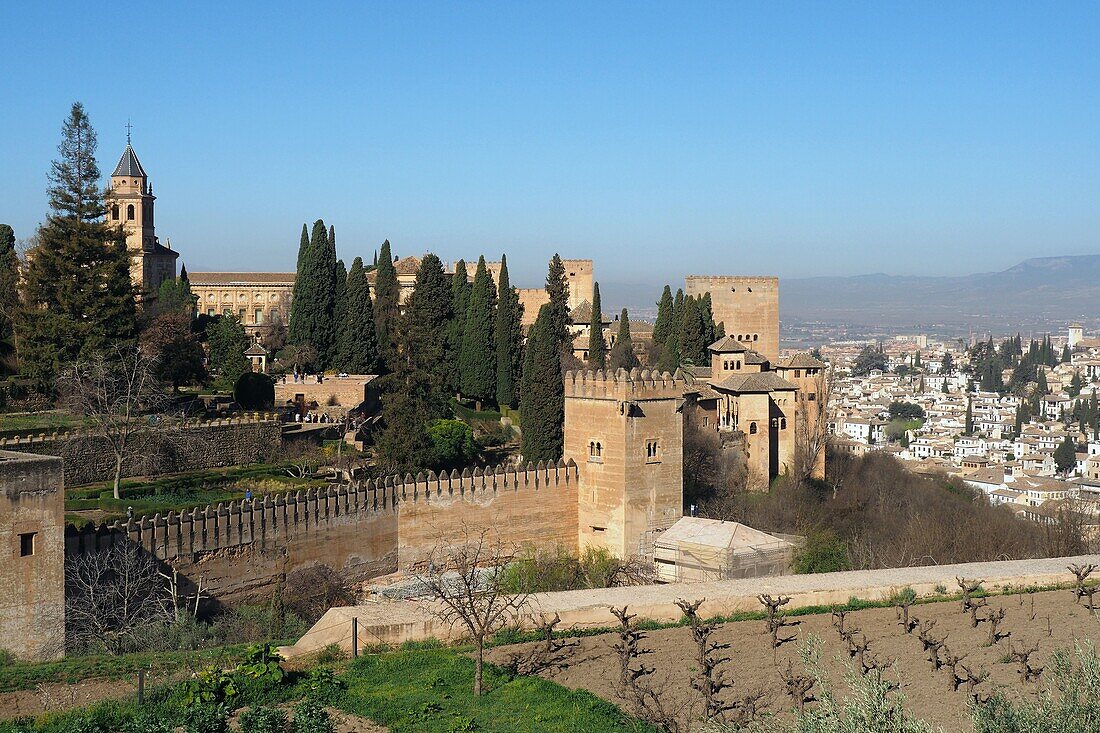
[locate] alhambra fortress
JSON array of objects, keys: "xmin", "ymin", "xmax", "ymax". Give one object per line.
[{"xmin": 1, "ymin": 143, "xmax": 827, "ymax": 661}]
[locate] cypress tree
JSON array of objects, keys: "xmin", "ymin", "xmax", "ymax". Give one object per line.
[
  {"xmin": 333, "ymin": 258, "xmax": 348, "ymax": 346},
  {"xmin": 179, "ymin": 264, "xmax": 195, "ymax": 314},
  {"xmin": 965, "ymin": 397, "xmax": 974, "ymax": 435},
  {"xmin": 587, "ymin": 282, "xmax": 606, "ymax": 369},
  {"xmin": 397, "ymin": 253, "xmax": 452, "ymax": 406},
  {"xmin": 332, "ymin": 258, "xmax": 380, "ymax": 374},
  {"xmin": 1062, "ymin": 344, "xmax": 1072, "ymax": 363},
  {"xmin": 545, "ymin": 253, "xmax": 570, "ymax": 349},
  {"xmin": 18, "ymin": 103, "xmax": 137, "ymax": 385},
  {"xmin": 652, "ymin": 285, "xmax": 674, "ymax": 347},
  {"xmin": 295, "ymin": 223, "xmax": 308, "ymax": 270},
  {"xmin": 699, "ymin": 292, "xmax": 717, "ymax": 346},
  {"xmin": 288, "ymin": 220, "xmax": 337, "ymax": 368},
  {"xmin": 0, "ymin": 225, "xmax": 18, "ymax": 344},
  {"xmin": 608, "ymin": 308, "xmax": 639, "ymax": 371},
  {"xmin": 520, "ymin": 304, "xmax": 564, "ymax": 462},
  {"xmin": 494, "ymin": 254, "xmax": 523, "ymax": 408},
  {"xmin": 1037, "ymin": 368, "xmax": 1049, "ymax": 395},
  {"xmin": 1054, "ymin": 435, "xmax": 1077, "ymax": 475},
  {"xmin": 676, "ymin": 295, "xmax": 706, "ymax": 366},
  {"xmin": 459, "ymin": 256, "xmax": 497, "ymax": 404},
  {"xmin": 373, "ymin": 239, "xmax": 400, "ymax": 359},
  {"xmin": 447, "ymin": 260, "xmax": 472, "ymax": 393}
]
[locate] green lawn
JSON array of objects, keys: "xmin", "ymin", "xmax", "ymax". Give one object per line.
[
  {"xmin": 0, "ymin": 411, "xmax": 89, "ymax": 435},
  {"xmin": 340, "ymin": 647, "xmax": 652, "ymax": 733}
]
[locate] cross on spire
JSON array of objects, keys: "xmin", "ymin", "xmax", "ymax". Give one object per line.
[{"xmin": 126, "ymin": 119, "xmax": 133, "ymax": 145}]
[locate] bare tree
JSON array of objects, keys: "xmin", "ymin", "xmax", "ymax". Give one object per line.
[
  {"xmin": 284, "ymin": 563, "xmax": 357, "ymax": 624},
  {"xmin": 791, "ymin": 367, "xmax": 833, "ymax": 485},
  {"xmin": 58, "ymin": 345, "xmax": 168, "ymax": 499},
  {"xmin": 610, "ymin": 605, "xmax": 688, "ymax": 733},
  {"xmin": 417, "ymin": 527, "xmax": 529, "ymax": 696},
  {"xmin": 65, "ymin": 543, "xmax": 172, "ymax": 655}
]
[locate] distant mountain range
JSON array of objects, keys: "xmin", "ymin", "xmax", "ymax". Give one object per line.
[{"xmin": 780, "ymin": 255, "xmax": 1100, "ymax": 332}]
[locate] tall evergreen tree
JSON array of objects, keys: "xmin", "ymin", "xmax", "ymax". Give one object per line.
[
  {"xmin": 375, "ymin": 370, "xmax": 438, "ymax": 474},
  {"xmin": 288, "ymin": 220, "xmax": 337, "ymax": 368},
  {"xmin": 1054, "ymin": 435, "xmax": 1077, "ymax": 475},
  {"xmin": 1037, "ymin": 368, "xmax": 1049, "ymax": 395},
  {"xmin": 699, "ymin": 292, "xmax": 717, "ymax": 346},
  {"xmin": 494, "ymin": 254, "xmax": 523, "ymax": 408},
  {"xmin": 941, "ymin": 351, "xmax": 955, "ymax": 374},
  {"xmin": 608, "ymin": 308, "xmax": 639, "ymax": 371},
  {"xmin": 0, "ymin": 225, "xmax": 18, "ymax": 344},
  {"xmin": 295, "ymin": 223, "xmax": 309, "ymax": 270},
  {"xmin": 545, "ymin": 253, "xmax": 571, "ymax": 349},
  {"xmin": 676, "ymin": 295, "xmax": 706, "ymax": 366},
  {"xmin": 18, "ymin": 103, "xmax": 137, "ymax": 385},
  {"xmin": 1062, "ymin": 344, "xmax": 1072, "ymax": 363},
  {"xmin": 373, "ymin": 239, "xmax": 400, "ymax": 360},
  {"xmin": 964, "ymin": 397, "xmax": 974, "ymax": 435},
  {"xmin": 519, "ymin": 304, "xmax": 564, "ymax": 462},
  {"xmin": 652, "ymin": 285, "xmax": 674, "ymax": 347},
  {"xmin": 333, "ymin": 258, "xmax": 348, "ymax": 345},
  {"xmin": 587, "ymin": 282, "xmax": 606, "ymax": 369},
  {"xmin": 459, "ymin": 256, "xmax": 497, "ymax": 404},
  {"xmin": 332, "ymin": 258, "xmax": 381, "ymax": 374},
  {"xmin": 447, "ymin": 260, "xmax": 472, "ymax": 393},
  {"xmin": 397, "ymin": 253, "xmax": 452, "ymax": 406}
]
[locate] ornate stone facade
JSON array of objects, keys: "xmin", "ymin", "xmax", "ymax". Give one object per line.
[{"xmin": 188, "ymin": 272, "xmax": 295, "ymax": 336}]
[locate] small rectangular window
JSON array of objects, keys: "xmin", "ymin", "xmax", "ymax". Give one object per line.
[
  {"xmin": 19, "ymin": 532, "xmax": 36, "ymax": 557},
  {"xmin": 591, "ymin": 526, "xmax": 606, "ymax": 533}
]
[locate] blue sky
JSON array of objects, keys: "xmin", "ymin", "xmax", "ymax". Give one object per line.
[{"xmin": 2, "ymin": 2, "xmax": 1099, "ymax": 305}]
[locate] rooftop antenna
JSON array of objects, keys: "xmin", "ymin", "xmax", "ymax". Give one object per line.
[{"xmin": 126, "ymin": 119, "xmax": 133, "ymax": 145}]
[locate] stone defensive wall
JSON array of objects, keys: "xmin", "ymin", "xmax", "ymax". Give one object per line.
[
  {"xmin": 0, "ymin": 415, "xmax": 281, "ymax": 487},
  {"xmin": 564, "ymin": 368, "xmax": 686, "ymax": 400},
  {"xmin": 64, "ymin": 459, "xmax": 581, "ymax": 602},
  {"xmin": 284, "ymin": 554, "xmax": 1100, "ymax": 656}
]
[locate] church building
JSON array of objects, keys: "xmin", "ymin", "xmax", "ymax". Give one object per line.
[{"xmin": 104, "ymin": 141, "xmax": 179, "ymax": 299}]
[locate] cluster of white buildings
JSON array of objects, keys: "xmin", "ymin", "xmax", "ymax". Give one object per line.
[{"xmin": 825, "ymin": 325, "xmax": 1100, "ymax": 522}]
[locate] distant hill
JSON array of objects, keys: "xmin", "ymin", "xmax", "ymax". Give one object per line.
[{"xmin": 781, "ymin": 255, "xmax": 1100, "ymax": 331}]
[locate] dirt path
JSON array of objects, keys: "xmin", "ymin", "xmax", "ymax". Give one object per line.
[{"xmin": 489, "ymin": 588, "xmax": 1100, "ymax": 732}]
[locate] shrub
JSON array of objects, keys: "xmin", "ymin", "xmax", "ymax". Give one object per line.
[
  {"xmin": 304, "ymin": 666, "xmax": 347, "ymax": 705},
  {"xmin": 234, "ymin": 372, "xmax": 276, "ymax": 410},
  {"xmin": 238, "ymin": 706, "xmax": 289, "ymax": 733},
  {"xmin": 122, "ymin": 711, "xmax": 175, "ymax": 733},
  {"xmin": 427, "ymin": 419, "xmax": 477, "ymax": 470},
  {"xmin": 183, "ymin": 704, "xmax": 230, "ymax": 733},
  {"xmin": 315, "ymin": 644, "xmax": 345, "ymax": 666},
  {"xmin": 793, "ymin": 531, "xmax": 852, "ymax": 574},
  {"xmin": 291, "ymin": 698, "xmax": 335, "ymax": 733}
]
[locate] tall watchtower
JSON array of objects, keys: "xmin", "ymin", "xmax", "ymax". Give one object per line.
[
  {"xmin": 105, "ymin": 138, "xmax": 178, "ymax": 298},
  {"xmin": 565, "ymin": 368, "xmax": 684, "ymax": 558}
]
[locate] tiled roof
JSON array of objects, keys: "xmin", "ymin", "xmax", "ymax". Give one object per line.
[
  {"xmin": 570, "ymin": 300, "xmax": 608, "ymax": 325},
  {"xmin": 708, "ymin": 336, "xmax": 751, "ymax": 353},
  {"xmin": 112, "ymin": 145, "xmax": 146, "ymax": 178},
  {"xmin": 778, "ymin": 353, "xmax": 827, "ymax": 369},
  {"xmin": 394, "ymin": 256, "xmax": 422, "ymax": 275},
  {"xmin": 711, "ymin": 372, "xmax": 797, "ymax": 393},
  {"xmin": 743, "ymin": 350, "xmax": 770, "ymax": 365},
  {"xmin": 189, "ymin": 272, "xmax": 296, "ymax": 285}
]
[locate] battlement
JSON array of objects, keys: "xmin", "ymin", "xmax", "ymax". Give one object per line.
[
  {"xmin": 0, "ymin": 413, "xmax": 279, "ymax": 449},
  {"xmin": 685, "ymin": 275, "xmax": 778, "ymax": 286},
  {"xmin": 65, "ymin": 459, "xmax": 580, "ymax": 563},
  {"xmin": 564, "ymin": 368, "xmax": 685, "ymax": 399}
]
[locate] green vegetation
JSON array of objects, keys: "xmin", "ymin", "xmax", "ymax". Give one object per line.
[
  {"xmin": 587, "ymin": 282, "xmax": 607, "ymax": 369},
  {"xmin": 498, "ymin": 546, "xmax": 630, "ymax": 593},
  {"xmin": 458, "ymin": 256, "xmax": 496, "ymax": 404},
  {"xmin": 792, "ymin": 531, "xmax": 852, "ymax": 574},
  {"xmin": 341, "ymin": 647, "xmax": 651, "ymax": 733},
  {"xmin": 0, "ymin": 411, "xmax": 90, "ymax": 434},
  {"xmin": 288, "ymin": 220, "xmax": 339, "ymax": 369},
  {"xmin": 331, "ymin": 257, "xmax": 381, "ymax": 375},
  {"xmin": 427, "ymin": 419, "xmax": 477, "ymax": 471},
  {"xmin": 494, "ymin": 254, "xmax": 524, "ymax": 409},
  {"xmin": 608, "ymin": 307, "xmax": 639, "ymax": 370},
  {"xmin": 519, "ymin": 304, "xmax": 564, "ymax": 462},
  {"xmin": 207, "ymin": 315, "xmax": 251, "ymax": 389}
]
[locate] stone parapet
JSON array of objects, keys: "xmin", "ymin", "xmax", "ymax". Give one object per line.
[{"xmin": 564, "ymin": 368, "xmax": 685, "ymax": 400}]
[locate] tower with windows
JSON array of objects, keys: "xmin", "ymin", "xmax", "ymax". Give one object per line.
[{"xmin": 105, "ymin": 138, "xmax": 178, "ymax": 299}]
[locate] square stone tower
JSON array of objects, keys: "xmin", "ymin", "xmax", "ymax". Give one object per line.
[
  {"xmin": 565, "ymin": 368, "xmax": 684, "ymax": 559},
  {"xmin": 685, "ymin": 276, "xmax": 780, "ymax": 362},
  {"xmin": 0, "ymin": 451, "xmax": 65, "ymax": 661}
]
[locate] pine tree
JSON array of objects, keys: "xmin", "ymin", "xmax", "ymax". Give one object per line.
[
  {"xmin": 459, "ymin": 257, "xmax": 497, "ymax": 404},
  {"xmin": 587, "ymin": 282, "xmax": 606, "ymax": 369},
  {"xmin": 519, "ymin": 304, "xmax": 563, "ymax": 462},
  {"xmin": 941, "ymin": 351, "xmax": 955, "ymax": 374},
  {"xmin": 288, "ymin": 220, "xmax": 337, "ymax": 368},
  {"xmin": 652, "ymin": 285, "xmax": 674, "ymax": 347},
  {"xmin": 373, "ymin": 240, "xmax": 400, "ymax": 360},
  {"xmin": 494, "ymin": 254, "xmax": 523, "ymax": 408},
  {"xmin": 208, "ymin": 315, "xmax": 251, "ymax": 388},
  {"xmin": 609, "ymin": 308, "xmax": 639, "ymax": 371},
  {"xmin": 545, "ymin": 253, "xmax": 570, "ymax": 350},
  {"xmin": 332, "ymin": 257, "xmax": 381, "ymax": 374},
  {"xmin": 676, "ymin": 295, "xmax": 706, "ymax": 366},
  {"xmin": 18, "ymin": 103, "xmax": 137, "ymax": 385},
  {"xmin": 447, "ymin": 260, "xmax": 472, "ymax": 393},
  {"xmin": 0, "ymin": 225, "xmax": 18, "ymax": 343}
]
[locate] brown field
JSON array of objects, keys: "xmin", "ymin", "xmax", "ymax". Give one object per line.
[{"xmin": 488, "ymin": 588, "xmax": 1098, "ymax": 732}]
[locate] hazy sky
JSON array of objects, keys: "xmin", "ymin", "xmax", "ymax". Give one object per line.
[{"xmin": 3, "ymin": 2, "xmax": 1099, "ymax": 300}]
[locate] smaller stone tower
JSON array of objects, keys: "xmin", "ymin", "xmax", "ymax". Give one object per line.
[
  {"xmin": 565, "ymin": 368, "xmax": 684, "ymax": 559},
  {"xmin": 1069, "ymin": 323, "xmax": 1083, "ymax": 349},
  {"xmin": 562, "ymin": 259, "xmax": 594, "ymax": 311}
]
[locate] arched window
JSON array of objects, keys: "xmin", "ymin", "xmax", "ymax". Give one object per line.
[
  {"xmin": 111, "ymin": 205, "xmax": 119, "ymax": 220},
  {"xmin": 781, "ymin": 418, "xmax": 787, "ymax": 429},
  {"xmin": 749, "ymin": 422, "xmax": 757, "ymax": 435},
  {"xmin": 596, "ymin": 442, "xmax": 602, "ymax": 457},
  {"xmin": 127, "ymin": 204, "xmax": 135, "ymax": 220},
  {"xmin": 736, "ymin": 360, "xmax": 741, "ymax": 369}
]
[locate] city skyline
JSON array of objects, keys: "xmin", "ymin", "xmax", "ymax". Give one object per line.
[{"xmin": 3, "ymin": 2, "xmax": 1099, "ymax": 293}]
